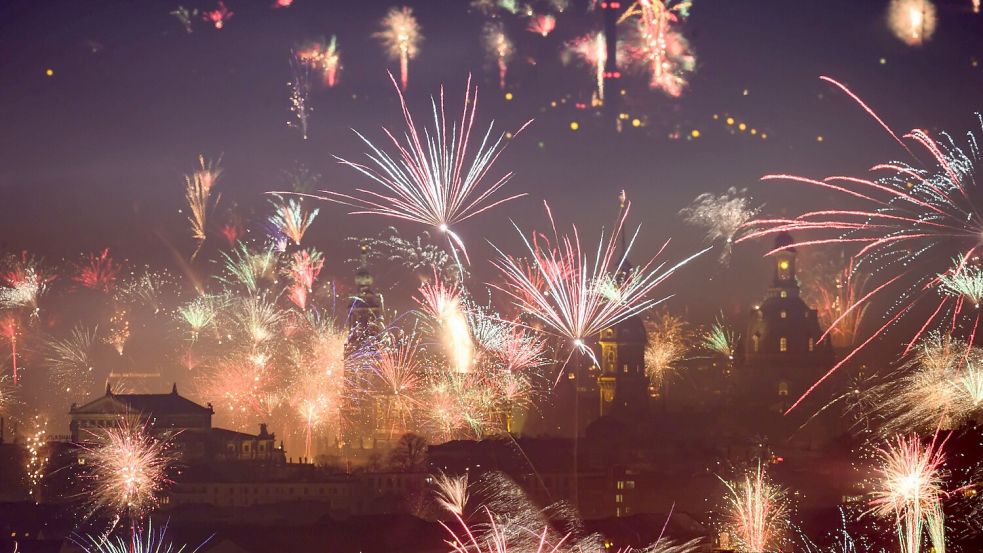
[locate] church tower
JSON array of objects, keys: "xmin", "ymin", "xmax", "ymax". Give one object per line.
[
  {"xmin": 742, "ymin": 232, "xmax": 833, "ymax": 411},
  {"xmin": 596, "ymin": 191, "xmax": 649, "ymax": 418},
  {"xmin": 348, "ymin": 243, "xmax": 383, "ymax": 341}
]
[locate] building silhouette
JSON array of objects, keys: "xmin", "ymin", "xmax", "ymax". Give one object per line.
[{"xmin": 739, "ymin": 231, "xmax": 834, "ymax": 414}]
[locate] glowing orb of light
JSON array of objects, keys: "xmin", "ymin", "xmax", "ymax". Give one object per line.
[{"xmin": 887, "ymin": 0, "xmax": 937, "ymax": 46}]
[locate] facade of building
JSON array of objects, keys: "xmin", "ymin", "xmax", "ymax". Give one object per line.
[{"xmin": 68, "ymin": 385, "xmax": 284, "ymax": 463}]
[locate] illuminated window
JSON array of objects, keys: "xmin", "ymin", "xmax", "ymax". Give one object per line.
[
  {"xmin": 778, "ymin": 381, "xmax": 789, "ymax": 396},
  {"xmin": 780, "ymin": 310, "xmax": 787, "ymax": 319},
  {"xmin": 615, "ymin": 494, "xmax": 623, "ymax": 503},
  {"xmin": 780, "ymin": 290, "xmax": 788, "ymax": 298},
  {"xmin": 808, "ymin": 338, "xmax": 815, "ymax": 352},
  {"xmin": 617, "ymin": 481, "xmax": 624, "ymax": 490},
  {"xmin": 751, "ymin": 334, "xmax": 760, "ymax": 353},
  {"xmin": 779, "ymin": 337, "xmax": 788, "ymax": 352},
  {"xmin": 779, "ymin": 260, "xmax": 789, "ymax": 270}
]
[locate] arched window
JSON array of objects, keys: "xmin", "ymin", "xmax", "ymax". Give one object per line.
[
  {"xmin": 751, "ymin": 334, "xmax": 760, "ymax": 353},
  {"xmin": 778, "ymin": 381, "xmax": 789, "ymax": 396},
  {"xmin": 779, "ymin": 337, "xmax": 788, "ymax": 352}
]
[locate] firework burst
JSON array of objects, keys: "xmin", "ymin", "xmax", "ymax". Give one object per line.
[
  {"xmin": 319, "ymin": 75, "xmax": 529, "ymax": 264},
  {"xmin": 527, "ymin": 14, "xmax": 557, "ymax": 37},
  {"xmin": 81, "ymin": 420, "xmax": 175, "ymax": 526},
  {"xmin": 45, "ymin": 325, "xmax": 98, "ymax": 394},
  {"xmin": 873, "ymin": 333, "xmax": 983, "ymax": 434},
  {"xmin": 285, "ymin": 249, "xmax": 324, "ymax": 310},
  {"xmin": 620, "ymin": 0, "xmax": 696, "ymax": 97},
  {"xmin": 720, "ymin": 464, "xmax": 789, "ymax": 553},
  {"xmin": 417, "ymin": 279, "xmax": 474, "ymax": 374},
  {"xmin": 269, "ymin": 194, "xmax": 319, "ymax": 247},
  {"xmin": 703, "ymin": 317, "xmax": 738, "ymax": 360},
  {"xmin": 297, "ymin": 36, "xmax": 341, "ymax": 87},
  {"xmin": 492, "ymin": 200, "xmax": 708, "ymax": 369},
  {"xmin": 872, "ymin": 434, "xmax": 947, "ymax": 553},
  {"xmin": 887, "ymin": 0, "xmax": 937, "ymax": 46},
  {"xmin": 679, "ymin": 187, "xmax": 761, "ymax": 263},
  {"xmin": 483, "ymin": 23, "xmax": 514, "ymax": 90},
  {"xmin": 75, "ymin": 249, "xmax": 121, "ymax": 292},
  {"xmin": 644, "ymin": 312, "xmax": 690, "ymax": 389},
  {"xmin": 375, "ymin": 6, "xmax": 422, "ymax": 91},
  {"xmin": 202, "ymin": 0, "xmax": 232, "ymax": 29}
]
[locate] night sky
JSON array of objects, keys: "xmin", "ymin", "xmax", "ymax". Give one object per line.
[{"xmin": 2, "ymin": 0, "xmax": 983, "ymax": 322}]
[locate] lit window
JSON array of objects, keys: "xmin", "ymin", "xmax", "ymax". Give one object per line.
[
  {"xmin": 751, "ymin": 334, "xmax": 760, "ymax": 353},
  {"xmin": 780, "ymin": 310, "xmax": 787, "ymax": 319},
  {"xmin": 615, "ymin": 494, "xmax": 623, "ymax": 503},
  {"xmin": 780, "ymin": 290, "xmax": 788, "ymax": 298},
  {"xmin": 779, "ymin": 337, "xmax": 788, "ymax": 352},
  {"xmin": 617, "ymin": 481, "xmax": 624, "ymax": 490},
  {"xmin": 778, "ymin": 381, "xmax": 789, "ymax": 396}
]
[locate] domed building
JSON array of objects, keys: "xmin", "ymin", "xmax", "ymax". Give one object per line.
[{"xmin": 740, "ymin": 232, "xmax": 833, "ymax": 412}]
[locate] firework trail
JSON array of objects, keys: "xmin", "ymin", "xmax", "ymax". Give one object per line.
[
  {"xmin": 719, "ymin": 464, "xmax": 789, "ymax": 553},
  {"xmin": 75, "ymin": 249, "xmax": 121, "ymax": 292},
  {"xmin": 492, "ymin": 200, "xmax": 709, "ymax": 370},
  {"xmin": 287, "ymin": 52, "xmax": 314, "ymax": 140},
  {"xmin": 184, "ymin": 156, "xmax": 223, "ymax": 260},
  {"xmin": 527, "ymin": 14, "xmax": 557, "ymax": 37},
  {"xmin": 25, "ymin": 415, "xmax": 48, "ymax": 500},
  {"xmin": 872, "ymin": 434, "xmax": 948, "ymax": 553},
  {"xmin": 375, "ymin": 6, "xmax": 422, "ymax": 91},
  {"xmin": 285, "ymin": 249, "xmax": 324, "ymax": 310},
  {"xmin": 202, "ymin": 0, "xmax": 232, "ymax": 29},
  {"xmin": 801, "ymin": 255, "xmax": 871, "ymax": 350},
  {"xmin": 417, "ymin": 278, "xmax": 474, "ymax": 373},
  {"xmin": 81, "ymin": 420, "xmax": 175, "ymax": 529},
  {"xmin": 620, "ymin": 0, "xmax": 696, "ymax": 97},
  {"xmin": 483, "ymin": 23, "xmax": 514, "ymax": 90},
  {"xmin": 565, "ymin": 32, "xmax": 608, "ymax": 101},
  {"xmin": 741, "ymin": 78, "xmax": 983, "ymax": 413},
  {"xmin": 269, "ymin": 194, "xmax": 319, "ymax": 246},
  {"xmin": 314, "ymin": 74, "xmax": 530, "ymax": 264},
  {"xmin": 888, "ymin": 0, "xmax": 937, "ymax": 46},
  {"xmin": 679, "ymin": 187, "xmax": 761, "ymax": 264},
  {"xmin": 170, "ymin": 6, "xmax": 197, "ymax": 33},
  {"xmin": 45, "ymin": 325, "xmax": 97, "ymax": 394}
]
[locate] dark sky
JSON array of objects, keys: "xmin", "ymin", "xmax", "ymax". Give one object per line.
[{"xmin": 1, "ymin": 0, "xmax": 982, "ymax": 321}]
